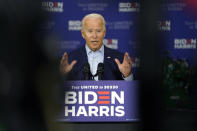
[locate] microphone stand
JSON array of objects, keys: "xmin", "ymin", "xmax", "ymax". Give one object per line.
[
  {"xmin": 97, "ymin": 63, "xmax": 104, "ymax": 80},
  {"xmin": 83, "ymin": 63, "xmax": 91, "ymax": 80}
]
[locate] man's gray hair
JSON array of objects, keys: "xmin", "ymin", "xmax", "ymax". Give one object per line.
[{"xmin": 81, "ymin": 13, "xmax": 106, "ymax": 30}]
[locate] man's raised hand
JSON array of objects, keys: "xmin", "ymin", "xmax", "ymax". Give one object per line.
[
  {"xmin": 60, "ymin": 52, "xmax": 77, "ymax": 74},
  {"xmin": 114, "ymin": 52, "xmax": 132, "ymax": 78}
]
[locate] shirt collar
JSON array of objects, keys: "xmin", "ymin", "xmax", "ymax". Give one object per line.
[{"xmin": 85, "ymin": 44, "xmax": 104, "ymax": 55}]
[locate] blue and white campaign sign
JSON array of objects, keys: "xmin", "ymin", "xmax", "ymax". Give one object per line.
[{"xmin": 56, "ymin": 81, "xmax": 139, "ymax": 122}]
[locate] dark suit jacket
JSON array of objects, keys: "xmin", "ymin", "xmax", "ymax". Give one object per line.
[{"xmin": 66, "ymin": 45, "xmax": 124, "ymax": 80}]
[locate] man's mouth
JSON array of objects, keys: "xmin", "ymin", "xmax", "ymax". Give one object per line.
[{"xmin": 91, "ymin": 41, "xmax": 98, "ymax": 44}]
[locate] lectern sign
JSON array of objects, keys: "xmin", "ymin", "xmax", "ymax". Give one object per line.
[{"xmin": 57, "ymin": 81, "xmax": 139, "ymax": 122}]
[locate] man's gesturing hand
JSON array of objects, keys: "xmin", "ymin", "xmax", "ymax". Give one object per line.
[
  {"xmin": 115, "ymin": 52, "xmax": 132, "ymax": 78},
  {"xmin": 60, "ymin": 52, "xmax": 77, "ymax": 74}
]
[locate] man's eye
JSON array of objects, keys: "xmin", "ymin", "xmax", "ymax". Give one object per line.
[
  {"xmin": 97, "ymin": 30, "xmax": 101, "ymax": 32},
  {"xmin": 88, "ymin": 30, "xmax": 92, "ymax": 33}
]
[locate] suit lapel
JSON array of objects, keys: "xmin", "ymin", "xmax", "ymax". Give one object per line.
[
  {"xmin": 103, "ymin": 46, "xmax": 113, "ymax": 80},
  {"xmin": 80, "ymin": 45, "xmax": 88, "ymax": 64},
  {"xmin": 78, "ymin": 46, "xmax": 89, "ymax": 80}
]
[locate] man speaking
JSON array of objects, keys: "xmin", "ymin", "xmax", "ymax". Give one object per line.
[{"xmin": 60, "ymin": 13, "xmax": 133, "ymax": 80}]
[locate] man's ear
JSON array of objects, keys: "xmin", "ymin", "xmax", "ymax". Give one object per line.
[
  {"xmin": 81, "ymin": 29, "xmax": 85, "ymax": 39},
  {"xmin": 103, "ymin": 28, "xmax": 106, "ymax": 37}
]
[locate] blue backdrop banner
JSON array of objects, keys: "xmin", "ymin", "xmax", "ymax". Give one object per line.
[
  {"xmin": 41, "ymin": 0, "xmax": 140, "ymax": 77},
  {"xmin": 41, "ymin": 0, "xmax": 197, "ymax": 68}
]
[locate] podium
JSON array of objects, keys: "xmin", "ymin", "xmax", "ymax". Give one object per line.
[{"xmin": 57, "ymin": 80, "xmax": 139, "ymax": 122}]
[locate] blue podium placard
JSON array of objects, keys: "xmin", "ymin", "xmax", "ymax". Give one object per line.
[{"xmin": 56, "ymin": 80, "xmax": 139, "ymax": 122}]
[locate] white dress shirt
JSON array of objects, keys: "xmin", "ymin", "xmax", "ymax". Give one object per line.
[{"xmin": 85, "ymin": 44, "xmax": 104, "ymax": 81}]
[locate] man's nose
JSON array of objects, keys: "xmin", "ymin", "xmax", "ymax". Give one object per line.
[{"xmin": 92, "ymin": 32, "xmax": 97, "ymax": 38}]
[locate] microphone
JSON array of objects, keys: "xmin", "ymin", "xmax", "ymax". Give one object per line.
[
  {"xmin": 83, "ymin": 63, "xmax": 91, "ymax": 80},
  {"xmin": 97, "ymin": 63, "xmax": 104, "ymax": 80}
]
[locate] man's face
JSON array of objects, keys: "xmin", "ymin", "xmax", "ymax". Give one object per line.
[{"xmin": 81, "ymin": 17, "xmax": 106, "ymax": 51}]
